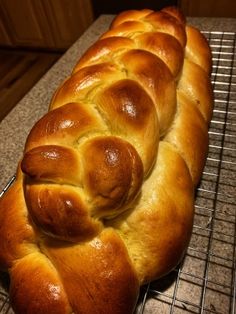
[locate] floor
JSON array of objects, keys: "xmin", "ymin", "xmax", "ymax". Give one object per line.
[{"xmin": 0, "ymin": 49, "xmax": 61, "ymax": 122}]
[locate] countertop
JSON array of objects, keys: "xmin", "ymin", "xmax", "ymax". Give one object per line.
[
  {"xmin": 0, "ymin": 14, "xmax": 236, "ymax": 314},
  {"xmin": 0, "ymin": 15, "xmax": 235, "ymax": 191}
]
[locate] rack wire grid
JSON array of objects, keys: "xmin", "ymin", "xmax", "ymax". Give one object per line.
[{"xmin": 0, "ymin": 30, "xmax": 236, "ymax": 314}]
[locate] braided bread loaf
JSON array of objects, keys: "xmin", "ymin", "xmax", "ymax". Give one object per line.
[{"xmin": 0, "ymin": 6, "xmax": 213, "ymax": 313}]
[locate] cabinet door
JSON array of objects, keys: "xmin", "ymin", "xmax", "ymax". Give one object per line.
[
  {"xmin": 179, "ymin": 0, "xmax": 236, "ymax": 17},
  {"xmin": 41, "ymin": 0, "xmax": 94, "ymax": 49},
  {"xmin": 0, "ymin": 15, "xmax": 13, "ymax": 45},
  {"xmin": 0, "ymin": 0, "xmax": 53, "ymax": 47},
  {"xmin": 0, "ymin": 0, "xmax": 93, "ymax": 49}
]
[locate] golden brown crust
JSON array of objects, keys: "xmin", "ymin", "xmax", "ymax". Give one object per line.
[
  {"xmin": 109, "ymin": 142, "xmax": 194, "ymax": 283},
  {"xmin": 0, "ymin": 169, "xmax": 38, "ymax": 270},
  {"xmin": 0, "ymin": 6, "xmax": 213, "ymax": 314},
  {"xmin": 121, "ymin": 48, "xmax": 176, "ymax": 136},
  {"xmin": 25, "ymin": 184, "xmax": 102, "ymax": 242},
  {"xmin": 144, "ymin": 10, "xmax": 186, "ymax": 47},
  {"xmin": 10, "ymin": 253, "xmax": 72, "ymax": 314},
  {"xmin": 81, "ymin": 136, "xmax": 143, "ymax": 213},
  {"xmin": 162, "ymin": 6, "xmax": 186, "ymax": 25},
  {"xmin": 185, "ymin": 25, "xmax": 212, "ymax": 75},
  {"xmin": 22, "ymin": 145, "xmax": 81, "ymax": 185},
  {"xmin": 136, "ymin": 31, "xmax": 184, "ymax": 77},
  {"xmin": 164, "ymin": 91, "xmax": 209, "ymax": 186},
  {"xmin": 95, "ymin": 79, "xmax": 159, "ymax": 172},
  {"xmin": 73, "ymin": 37, "xmax": 135, "ymax": 72},
  {"xmin": 110, "ymin": 9, "xmax": 153, "ymax": 28},
  {"xmin": 42, "ymin": 229, "xmax": 139, "ymax": 314},
  {"xmin": 25, "ymin": 102, "xmax": 105, "ymax": 152},
  {"xmin": 178, "ymin": 58, "xmax": 214, "ymax": 123}
]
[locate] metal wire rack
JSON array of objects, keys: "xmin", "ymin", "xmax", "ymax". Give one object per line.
[{"xmin": 0, "ymin": 30, "xmax": 236, "ymax": 314}]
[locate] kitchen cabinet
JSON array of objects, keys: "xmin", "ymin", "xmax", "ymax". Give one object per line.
[
  {"xmin": 0, "ymin": 0, "xmax": 94, "ymax": 50},
  {"xmin": 179, "ymin": 0, "xmax": 236, "ymax": 17}
]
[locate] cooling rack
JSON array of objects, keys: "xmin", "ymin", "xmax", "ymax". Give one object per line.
[{"xmin": 0, "ymin": 30, "xmax": 235, "ymax": 314}]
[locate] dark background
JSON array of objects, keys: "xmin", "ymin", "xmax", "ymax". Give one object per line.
[{"xmin": 92, "ymin": 0, "xmax": 178, "ymax": 17}]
